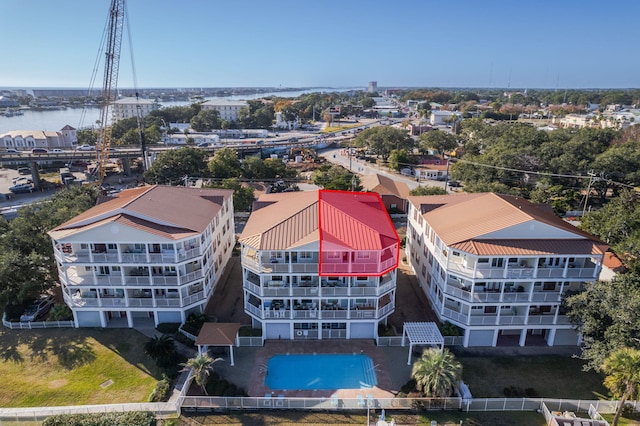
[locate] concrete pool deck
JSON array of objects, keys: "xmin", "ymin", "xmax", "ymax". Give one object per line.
[{"xmin": 212, "ymin": 340, "xmax": 414, "ymax": 399}]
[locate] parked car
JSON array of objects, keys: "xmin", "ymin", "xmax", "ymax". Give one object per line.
[
  {"xmin": 12, "ymin": 176, "xmax": 32, "ymax": 185},
  {"xmin": 51, "ymin": 148, "xmax": 66, "ymax": 153},
  {"xmin": 197, "ymin": 142, "xmax": 211, "ymax": 148},
  {"xmin": 17, "ymin": 167, "xmax": 30, "ymax": 175},
  {"xmin": 20, "ymin": 295, "xmax": 54, "ymax": 322},
  {"xmin": 9, "ymin": 183, "xmax": 34, "ymax": 193},
  {"xmin": 5, "ymin": 148, "xmax": 21, "ymax": 155},
  {"xmin": 31, "ymin": 148, "xmax": 49, "ymax": 154},
  {"xmin": 77, "ymin": 144, "xmax": 95, "ymax": 151}
]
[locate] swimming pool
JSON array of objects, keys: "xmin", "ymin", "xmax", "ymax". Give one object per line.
[{"xmin": 264, "ymin": 353, "xmax": 378, "ymax": 390}]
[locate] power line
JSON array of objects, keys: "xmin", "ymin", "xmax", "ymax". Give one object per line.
[{"xmin": 453, "ymin": 158, "xmax": 637, "ymax": 189}]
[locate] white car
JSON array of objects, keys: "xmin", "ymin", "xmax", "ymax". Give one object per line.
[
  {"xmin": 77, "ymin": 144, "xmax": 96, "ymax": 151},
  {"xmin": 51, "ymin": 148, "xmax": 66, "ymax": 153}
]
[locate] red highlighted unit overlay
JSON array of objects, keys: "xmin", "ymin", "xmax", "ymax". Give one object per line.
[{"xmin": 318, "ymin": 189, "xmax": 400, "ymax": 277}]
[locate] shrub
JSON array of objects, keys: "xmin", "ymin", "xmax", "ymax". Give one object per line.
[
  {"xmin": 439, "ymin": 321, "xmax": 462, "ymax": 336},
  {"xmin": 149, "ymin": 376, "xmax": 172, "ymax": 402},
  {"xmin": 49, "ymin": 304, "xmax": 73, "ymax": 321},
  {"xmin": 525, "ymin": 387, "xmax": 538, "ymax": 397},
  {"xmin": 156, "ymin": 323, "xmax": 180, "ymax": 334},
  {"xmin": 503, "ymin": 386, "xmax": 527, "ymax": 397},
  {"xmin": 401, "ymin": 379, "xmax": 417, "ymax": 394},
  {"xmin": 42, "ymin": 410, "xmax": 155, "ymax": 425}
]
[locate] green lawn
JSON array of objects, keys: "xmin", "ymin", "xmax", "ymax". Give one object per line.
[
  {"xmin": 0, "ymin": 328, "xmax": 161, "ymax": 407},
  {"xmin": 459, "ymin": 355, "xmax": 608, "ymax": 399}
]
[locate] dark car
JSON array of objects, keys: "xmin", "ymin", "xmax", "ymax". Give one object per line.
[{"xmin": 31, "ymin": 148, "xmax": 49, "ymax": 154}]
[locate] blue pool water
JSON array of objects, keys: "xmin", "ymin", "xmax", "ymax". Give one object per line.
[{"xmin": 265, "ymin": 354, "xmax": 378, "ymax": 390}]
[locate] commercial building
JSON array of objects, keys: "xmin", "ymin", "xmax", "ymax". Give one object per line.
[
  {"xmin": 49, "ymin": 185, "xmax": 235, "ymax": 328},
  {"xmin": 239, "ymin": 190, "xmax": 400, "ymax": 340},
  {"xmin": 405, "ymin": 193, "xmax": 607, "ymax": 347}
]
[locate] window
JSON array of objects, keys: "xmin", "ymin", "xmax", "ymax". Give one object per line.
[
  {"xmin": 356, "ymin": 276, "xmax": 368, "ymax": 281},
  {"xmin": 80, "ymin": 244, "xmax": 88, "ymax": 249},
  {"xmin": 491, "ymin": 258, "xmax": 504, "ymax": 268},
  {"xmin": 390, "ymin": 203, "xmax": 397, "ymax": 209},
  {"xmin": 484, "ymin": 306, "xmax": 497, "ymax": 314},
  {"xmin": 107, "ymin": 244, "xmax": 116, "ymax": 250},
  {"xmin": 300, "ymin": 251, "xmax": 313, "ymax": 259},
  {"xmin": 327, "ymin": 252, "xmax": 341, "ymax": 260},
  {"xmin": 478, "ymin": 258, "xmax": 489, "ymax": 264},
  {"xmin": 543, "ymin": 282, "xmax": 556, "ymax": 291},
  {"xmin": 356, "ymin": 252, "xmax": 370, "ymax": 259}
]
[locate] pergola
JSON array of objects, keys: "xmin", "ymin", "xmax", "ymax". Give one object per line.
[
  {"xmin": 195, "ymin": 323, "xmax": 241, "ymax": 366},
  {"xmin": 401, "ymin": 322, "xmax": 444, "ymax": 365}
]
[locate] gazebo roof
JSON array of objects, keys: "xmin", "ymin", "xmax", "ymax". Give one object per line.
[
  {"xmin": 195, "ymin": 323, "xmax": 241, "ymax": 346},
  {"xmin": 403, "ymin": 322, "xmax": 444, "ymax": 346}
]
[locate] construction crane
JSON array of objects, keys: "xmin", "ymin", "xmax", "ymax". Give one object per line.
[{"xmin": 95, "ymin": 0, "xmax": 125, "ymax": 184}]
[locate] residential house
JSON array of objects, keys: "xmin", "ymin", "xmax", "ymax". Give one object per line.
[
  {"xmin": 405, "ymin": 193, "xmax": 607, "ymax": 347},
  {"xmin": 360, "ymin": 173, "xmax": 411, "ymax": 213},
  {"xmin": 239, "ymin": 190, "xmax": 400, "ymax": 340},
  {"xmin": 48, "ymin": 185, "xmax": 235, "ymax": 328}
]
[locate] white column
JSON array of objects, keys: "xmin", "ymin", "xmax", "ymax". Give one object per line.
[
  {"xmin": 547, "ymin": 328, "xmax": 556, "ymax": 346},
  {"xmin": 491, "ymin": 329, "xmax": 499, "ymax": 347},
  {"xmin": 519, "ymin": 329, "xmax": 527, "ymax": 347},
  {"xmin": 127, "ymin": 312, "xmax": 133, "ymax": 328},
  {"xmin": 463, "ymin": 330, "xmax": 470, "ymax": 347},
  {"xmin": 229, "ymin": 345, "xmax": 235, "ymax": 366},
  {"xmin": 100, "ymin": 310, "xmax": 107, "ymax": 328},
  {"xmin": 407, "ymin": 342, "xmax": 413, "ymax": 365}
]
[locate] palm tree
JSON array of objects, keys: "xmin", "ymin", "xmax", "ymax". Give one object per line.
[
  {"xmin": 143, "ymin": 335, "xmax": 177, "ymax": 369},
  {"xmin": 181, "ymin": 353, "xmax": 222, "ymax": 395},
  {"xmin": 411, "ymin": 348, "xmax": 462, "ymax": 397},
  {"xmin": 602, "ymin": 348, "xmax": 640, "ymax": 426}
]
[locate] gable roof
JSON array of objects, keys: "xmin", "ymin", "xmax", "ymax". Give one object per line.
[
  {"xmin": 49, "ymin": 185, "xmax": 232, "ymax": 240},
  {"xmin": 408, "ymin": 192, "xmax": 606, "ymax": 255},
  {"xmin": 239, "ymin": 190, "xmax": 398, "ymax": 252},
  {"xmin": 360, "ymin": 173, "xmax": 411, "ymax": 199}
]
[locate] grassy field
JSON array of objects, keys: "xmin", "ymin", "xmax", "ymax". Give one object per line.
[
  {"xmin": 0, "ymin": 327, "xmax": 161, "ymax": 407},
  {"xmin": 459, "ymin": 354, "xmax": 608, "ymax": 399},
  {"xmin": 179, "ymin": 410, "xmax": 546, "ymax": 425}
]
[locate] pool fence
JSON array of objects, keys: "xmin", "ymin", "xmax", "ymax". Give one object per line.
[{"xmin": 2, "ymin": 395, "xmax": 636, "ymax": 422}]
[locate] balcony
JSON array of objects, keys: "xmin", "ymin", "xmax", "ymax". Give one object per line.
[{"xmin": 446, "ymin": 260, "xmax": 597, "ymax": 280}]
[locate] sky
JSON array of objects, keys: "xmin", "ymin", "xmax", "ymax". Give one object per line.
[{"xmin": 2, "ymin": 0, "xmax": 639, "ymax": 89}]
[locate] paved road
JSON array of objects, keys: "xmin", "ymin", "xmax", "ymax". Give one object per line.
[{"xmin": 318, "ymin": 148, "xmax": 448, "ymax": 192}]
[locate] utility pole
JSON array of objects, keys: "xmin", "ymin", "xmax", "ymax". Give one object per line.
[{"xmin": 582, "ymin": 171, "xmax": 596, "ymax": 216}]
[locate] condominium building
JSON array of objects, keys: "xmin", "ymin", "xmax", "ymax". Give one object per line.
[
  {"xmin": 49, "ymin": 185, "xmax": 235, "ymax": 328},
  {"xmin": 1, "ymin": 126, "xmax": 76, "ymax": 151},
  {"xmin": 112, "ymin": 97, "xmax": 160, "ymax": 122},
  {"xmin": 239, "ymin": 190, "xmax": 400, "ymax": 340},
  {"xmin": 201, "ymin": 99, "xmax": 248, "ymax": 122},
  {"xmin": 405, "ymin": 193, "xmax": 607, "ymax": 347}
]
